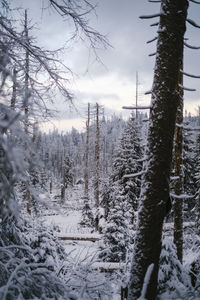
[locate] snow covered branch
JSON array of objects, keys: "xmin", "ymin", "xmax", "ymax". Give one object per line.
[
  {"xmin": 170, "ymin": 176, "xmax": 180, "ymax": 181},
  {"xmin": 144, "ymin": 90, "xmax": 152, "ymax": 95},
  {"xmin": 122, "ymin": 106, "xmax": 151, "ymax": 110},
  {"xmin": 148, "ymin": 0, "xmax": 161, "ymax": 2},
  {"xmin": 123, "ymin": 170, "xmax": 146, "ymax": 179},
  {"xmin": 170, "ymin": 193, "xmax": 195, "ymax": 199},
  {"xmin": 187, "ymin": 18, "xmax": 200, "ymax": 28}
]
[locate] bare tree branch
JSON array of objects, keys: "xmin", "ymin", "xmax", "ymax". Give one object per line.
[
  {"xmin": 140, "ymin": 13, "xmax": 161, "ymax": 19},
  {"xmin": 189, "ymin": 0, "xmax": 200, "ymax": 4},
  {"xmin": 147, "ymin": 36, "xmax": 158, "ymax": 44},
  {"xmin": 180, "ymin": 70, "xmax": 200, "ymax": 78},
  {"xmin": 187, "ymin": 18, "xmax": 200, "ymax": 28},
  {"xmin": 184, "ymin": 41, "xmax": 200, "ymax": 49}
]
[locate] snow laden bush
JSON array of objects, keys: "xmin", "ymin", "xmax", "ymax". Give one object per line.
[
  {"xmin": 157, "ymin": 235, "xmax": 191, "ymax": 300},
  {"xmin": 184, "ymin": 233, "xmax": 200, "ymax": 299},
  {"xmin": 0, "ymin": 217, "xmax": 71, "ymax": 300},
  {"xmin": 99, "ymin": 186, "xmax": 132, "ymax": 262},
  {"xmin": 62, "ymin": 259, "xmax": 115, "ymax": 300}
]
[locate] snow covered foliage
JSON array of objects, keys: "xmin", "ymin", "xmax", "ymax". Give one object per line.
[
  {"xmin": 111, "ymin": 114, "xmax": 143, "ymax": 220},
  {"xmin": 182, "ymin": 124, "xmax": 196, "ymax": 219},
  {"xmin": 184, "ymin": 233, "xmax": 200, "ymax": 293},
  {"xmin": 62, "ymin": 259, "xmax": 115, "ymax": 300},
  {"xmin": 0, "ymin": 104, "xmax": 25, "ymax": 220},
  {"xmin": 158, "ymin": 235, "xmax": 190, "ymax": 299},
  {"xmin": 0, "ymin": 217, "xmax": 71, "ymax": 300},
  {"xmin": 80, "ymin": 197, "xmax": 94, "ymax": 227},
  {"xmin": 100, "ymin": 114, "xmax": 143, "ymax": 262},
  {"xmin": 63, "ymin": 156, "xmax": 73, "ymax": 188},
  {"xmin": 194, "ymin": 133, "xmax": 200, "ymax": 235},
  {"xmin": 100, "ymin": 187, "xmax": 132, "ymax": 262}
]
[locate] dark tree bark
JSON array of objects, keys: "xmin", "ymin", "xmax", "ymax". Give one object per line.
[
  {"xmin": 128, "ymin": 1, "xmax": 188, "ymax": 299},
  {"xmin": 173, "ymin": 67, "xmax": 184, "ymax": 263}
]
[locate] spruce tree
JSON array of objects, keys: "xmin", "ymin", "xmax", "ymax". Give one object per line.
[
  {"xmin": 100, "ymin": 114, "xmax": 142, "ymax": 262},
  {"xmin": 111, "ymin": 114, "xmax": 143, "ymax": 223},
  {"xmin": 182, "ymin": 126, "xmax": 195, "ymax": 219},
  {"xmin": 100, "ymin": 185, "xmax": 131, "ymax": 262},
  {"xmin": 194, "ymin": 133, "xmax": 200, "ymax": 235},
  {"xmin": 158, "ymin": 235, "xmax": 189, "ymax": 298}
]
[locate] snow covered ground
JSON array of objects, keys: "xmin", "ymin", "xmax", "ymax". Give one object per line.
[{"xmin": 38, "ymin": 184, "xmax": 122, "ymax": 299}]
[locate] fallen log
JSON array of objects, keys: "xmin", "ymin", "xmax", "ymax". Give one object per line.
[{"xmin": 57, "ymin": 233, "xmax": 101, "ymax": 242}]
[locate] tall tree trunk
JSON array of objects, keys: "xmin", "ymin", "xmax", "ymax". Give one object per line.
[
  {"xmin": 11, "ymin": 67, "xmax": 17, "ymax": 109},
  {"xmin": 24, "ymin": 9, "xmax": 31, "ymax": 215},
  {"xmin": 173, "ymin": 66, "xmax": 184, "ymax": 263},
  {"xmin": 84, "ymin": 103, "xmax": 90, "ymax": 200},
  {"xmin": 128, "ymin": 1, "xmax": 188, "ymax": 299},
  {"xmin": 61, "ymin": 156, "xmax": 66, "ymax": 204},
  {"xmin": 24, "ymin": 9, "xmax": 30, "ymax": 134},
  {"xmin": 94, "ymin": 103, "xmax": 100, "ymax": 231}
]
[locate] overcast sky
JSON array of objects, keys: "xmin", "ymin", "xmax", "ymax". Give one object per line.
[{"xmin": 11, "ymin": 0, "xmax": 200, "ymax": 131}]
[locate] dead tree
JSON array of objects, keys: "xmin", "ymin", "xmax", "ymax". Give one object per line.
[
  {"xmin": 94, "ymin": 103, "xmax": 100, "ymax": 231},
  {"xmin": 24, "ymin": 9, "xmax": 30, "ymax": 134},
  {"xmin": 173, "ymin": 67, "xmax": 184, "ymax": 263},
  {"xmin": 128, "ymin": 1, "xmax": 188, "ymax": 299},
  {"xmin": 84, "ymin": 103, "xmax": 90, "ymax": 200},
  {"xmin": 11, "ymin": 67, "xmax": 17, "ymax": 110},
  {"xmin": 24, "ymin": 10, "xmax": 31, "ymax": 215}
]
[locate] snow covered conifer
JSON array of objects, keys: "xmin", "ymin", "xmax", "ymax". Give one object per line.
[
  {"xmin": 194, "ymin": 134, "xmax": 200, "ymax": 235},
  {"xmin": 111, "ymin": 113, "xmax": 143, "ymax": 224},
  {"xmin": 182, "ymin": 125, "xmax": 196, "ymax": 219},
  {"xmin": 100, "ymin": 114, "xmax": 142, "ymax": 261},
  {"xmin": 61, "ymin": 155, "xmax": 73, "ymax": 203},
  {"xmin": 158, "ymin": 235, "xmax": 190, "ymax": 299},
  {"xmin": 100, "ymin": 185, "xmax": 131, "ymax": 262},
  {"xmin": 63, "ymin": 156, "xmax": 73, "ymax": 188}
]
